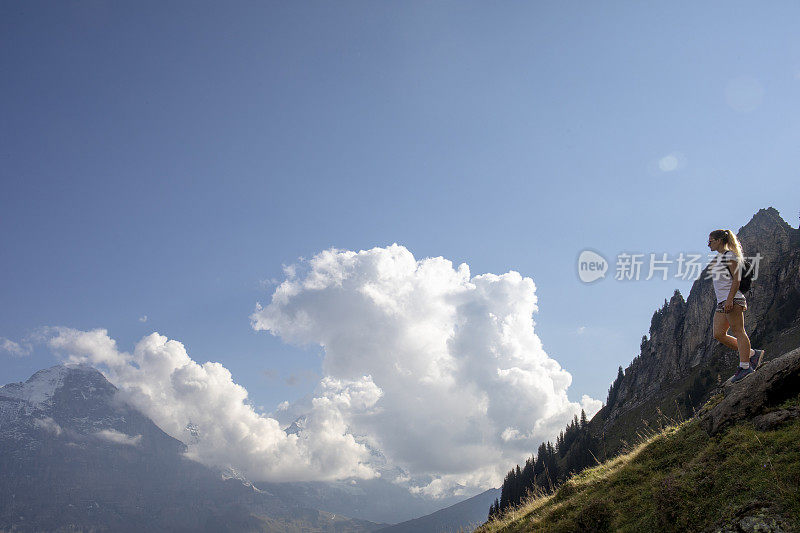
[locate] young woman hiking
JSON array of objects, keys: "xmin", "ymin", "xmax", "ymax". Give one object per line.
[{"xmin": 708, "ymin": 229, "xmax": 764, "ymax": 383}]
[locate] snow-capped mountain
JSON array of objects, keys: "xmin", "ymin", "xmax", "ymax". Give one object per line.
[
  {"xmin": 1, "ymin": 363, "xmax": 182, "ymax": 452},
  {"xmin": 0, "ymin": 364, "xmax": 383, "ymax": 532},
  {"xmin": 1, "ymin": 364, "xmax": 71, "ymax": 408}
]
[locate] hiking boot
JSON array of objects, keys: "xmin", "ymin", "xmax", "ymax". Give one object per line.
[
  {"xmin": 749, "ymin": 349, "xmax": 765, "ymax": 370},
  {"xmin": 729, "ymin": 365, "xmax": 755, "ymax": 384}
]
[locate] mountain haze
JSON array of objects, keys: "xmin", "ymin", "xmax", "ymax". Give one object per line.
[
  {"xmin": 0, "ymin": 364, "xmax": 383, "ymax": 532},
  {"xmin": 377, "ymin": 488, "xmax": 501, "ymax": 533}
]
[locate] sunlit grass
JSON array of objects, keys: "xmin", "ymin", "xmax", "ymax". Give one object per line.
[{"xmin": 476, "ymin": 397, "xmax": 800, "ymax": 533}]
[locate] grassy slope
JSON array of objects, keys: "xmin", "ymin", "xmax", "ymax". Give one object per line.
[
  {"xmin": 596, "ymin": 326, "xmax": 800, "ymax": 461},
  {"xmin": 477, "ymin": 395, "xmax": 800, "ymax": 533}
]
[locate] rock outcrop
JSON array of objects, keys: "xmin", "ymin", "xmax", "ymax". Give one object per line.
[{"xmin": 700, "ymin": 346, "xmax": 800, "ymax": 435}]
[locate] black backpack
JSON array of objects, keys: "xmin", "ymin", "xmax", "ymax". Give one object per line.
[{"xmin": 726, "ymin": 254, "xmax": 755, "ymax": 293}]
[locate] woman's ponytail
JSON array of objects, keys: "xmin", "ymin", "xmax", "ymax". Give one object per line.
[
  {"xmin": 724, "ymin": 229, "xmax": 744, "ymax": 259},
  {"xmin": 711, "ymin": 228, "xmax": 744, "ymax": 260}
]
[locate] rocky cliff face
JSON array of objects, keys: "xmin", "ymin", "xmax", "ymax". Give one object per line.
[{"xmin": 598, "ymin": 207, "xmax": 800, "ymax": 449}]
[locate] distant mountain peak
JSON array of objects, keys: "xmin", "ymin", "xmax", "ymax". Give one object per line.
[
  {"xmin": 0, "ymin": 363, "xmax": 106, "ymax": 408},
  {"xmin": 739, "ymin": 206, "xmax": 796, "ymax": 237},
  {"xmin": 748, "ymin": 206, "xmax": 782, "ymax": 223},
  {"xmin": 0, "ymin": 365, "xmax": 384, "ymax": 532},
  {"xmin": 2, "ymin": 365, "xmax": 68, "ymax": 407}
]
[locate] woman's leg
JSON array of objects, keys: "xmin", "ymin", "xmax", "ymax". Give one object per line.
[
  {"xmin": 726, "ymin": 304, "xmax": 751, "ymax": 364},
  {"xmin": 713, "ymin": 311, "xmax": 738, "ymax": 351}
]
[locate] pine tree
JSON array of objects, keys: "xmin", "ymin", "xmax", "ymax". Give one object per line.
[
  {"xmin": 496, "ymin": 391, "xmax": 610, "ymax": 514},
  {"xmin": 607, "ymin": 365, "xmax": 625, "ymax": 407}
]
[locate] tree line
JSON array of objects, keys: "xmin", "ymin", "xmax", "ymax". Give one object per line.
[{"xmin": 488, "ymin": 360, "xmax": 629, "ymax": 522}]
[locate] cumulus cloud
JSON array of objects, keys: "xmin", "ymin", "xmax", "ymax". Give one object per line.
[
  {"xmin": 251, "ymin": 244, "xmax": 601, "ymax": 496},
  {"xmin": 1, "ymin": 337, "xmax": 32, "ymax": 357},
  {"xmin": 139, "ymin": 315, "xmax": 148, "ymax": 323},
  {"xmin": 41, "ymin": 244, "xmax": 601, "ymax": 497},
  {"xmin": 95, "ymin": 429, "xmax": 142, "ymax": 446},
  {"xmin": 46, "ymin": 327, "xmax": 377, "ymax": 482}
]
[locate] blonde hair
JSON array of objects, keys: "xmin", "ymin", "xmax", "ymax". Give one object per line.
[{"xmin": 710, "ymin": 229, "xmax": 743, "ymax": 259}]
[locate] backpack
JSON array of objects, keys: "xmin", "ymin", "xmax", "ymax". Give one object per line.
[{"xmin": 725, "ymin": 253, "xmax": 755, "ymax": 293}]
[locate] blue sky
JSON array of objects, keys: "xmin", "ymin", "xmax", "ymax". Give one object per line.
[{"xmin": 2, "ymin": 1, "xmax": 799, "ymax": 425}]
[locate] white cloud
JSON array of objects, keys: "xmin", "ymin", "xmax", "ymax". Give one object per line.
[
  {"xmin": 658, "ymin": 155, "xmax": 678, "ymax": 172},
  {"xmin": 95, "ymin": 429, "xmax": 142, "ymax": 446},
  {"xmin": 41, "ymin": 244, "xmax": 600, "ymax": 497},
  {"xmin": 576, "ymin": 326, "xmax": 586, "ymax": 335},
  {"xmin": 34, "ymin": 416, "xmax": 63, "ymax": 435},
  {"xmin": 656, "ymin": 152, "xmax": 686, "ymax": 173},
  {"xmin": 258, "ymin": 278, "xmax": 280, "ymax": 290},
  {"xmin": 46, "ymin": 327, "xmax": 377, "ymax": 483},
  {"xmin": 580, "ymin": 394, "xmax": 603, "ymax": 418},
  {"xmin": 251, "ymin": 244, "xmax": 601, "ymax": 496},
  {"xmin": 139, "ymin": 315, "xmax": 148, "ymax": 323},
  {"xmin": 1, "ymin": 337, "xmax": 32, "ymax": 357}
]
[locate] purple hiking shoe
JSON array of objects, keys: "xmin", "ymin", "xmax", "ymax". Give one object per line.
[
  {"xmin": 729, "ymin": 365, "xmax": 755, "ymax": 384},
  {"xmin": 749, "ymin": 349, "xmax": 765, "ymax": 370}
]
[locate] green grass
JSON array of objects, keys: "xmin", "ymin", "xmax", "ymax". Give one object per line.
[{"xmin": 477, "ymin": 397, "xmax": 800, "ymax": 533}]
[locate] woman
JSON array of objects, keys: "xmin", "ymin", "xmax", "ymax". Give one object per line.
[{"xmin": 708, "ymin": 229, "xmax": 764, "ymax": 383}]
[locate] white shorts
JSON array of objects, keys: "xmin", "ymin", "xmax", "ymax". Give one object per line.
[{"xmin": 716, "ymin": 297, "xmax": 747, "ymax": 313}]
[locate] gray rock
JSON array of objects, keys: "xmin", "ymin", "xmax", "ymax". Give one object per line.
[
  {"xmin": 711, "ymin": 508, "xmax": 793, "ymax": 533},
  {"xmin": 701, "ymin": 347, "xmax": 800, "ymax": 436},
  {"xmin": 752, "ymin": 407, "xmax": 800, "ymax": 431}
]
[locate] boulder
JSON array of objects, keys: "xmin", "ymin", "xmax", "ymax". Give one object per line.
[
  {"xmin": 701, "ymin": 347, "xmax": 800, "ymax": 436},
  {"xmin": 711, "ymin": 507, "xmax": 792, "ymax": 533},
  {"xmin": 752, "ymin": 407, "xmax": 800, "ymax": 432}
]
